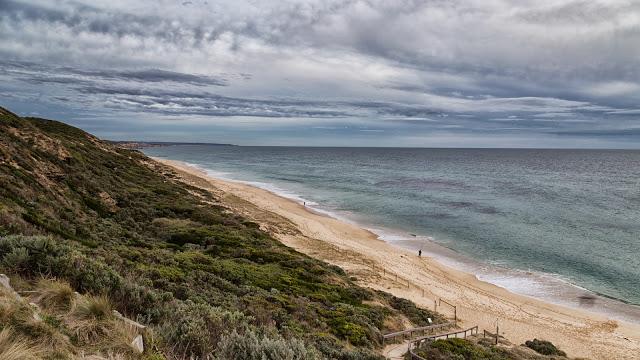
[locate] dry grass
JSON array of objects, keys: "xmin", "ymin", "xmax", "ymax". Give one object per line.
[
  {"xmin": 0, "ymin": 327, "xmax": 41, "ymax": 360},
  {"xmin": 68, "ymin": 295, "xmax": 114, "ymax": 344},
  {"xmin": 0, "ymin": 287, "xmax": 39, "ymax": 330},
  {"xmin": 98, "ymin": 319, "xmax": 144, "ymax": 356},
  {"xmin": 0, "ymin": 278, "xmax": 141, "ymax": 359},
  {"xmin": 33, "ymin": 278, "xmax": 75, "ymax": 311},
  {"xmin": 75, "ymin": 352, "xmax": 127, "ymax": 360},
  {"xmin": 0, "ymin": 288, "xmax": 24, "ymax": 323},
  {"xmin": 1, "ymin": 288, "xmax": 72, "ymax": 351}
]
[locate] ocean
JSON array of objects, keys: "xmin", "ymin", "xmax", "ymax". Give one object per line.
[{"xmin": 143, "ymin": 146, "xmax": 640, "ymax": 323}]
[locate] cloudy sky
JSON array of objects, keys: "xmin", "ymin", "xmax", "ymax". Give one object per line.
[{"xmin": 1, "ymin": 0, "xmax": 640, "ymax": 147}]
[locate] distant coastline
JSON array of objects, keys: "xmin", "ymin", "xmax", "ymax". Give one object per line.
[{"xmin": 109, "ymin": 140, "xmax": 236, "ymax": 150}]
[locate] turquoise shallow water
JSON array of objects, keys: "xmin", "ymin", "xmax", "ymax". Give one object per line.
[{"xmin": 144, "ymin": 146, "xmax": 640, "ymax": 320}]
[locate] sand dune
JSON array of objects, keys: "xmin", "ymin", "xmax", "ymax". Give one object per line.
[{"xmin": 157, "ymin": 158, "xmax": 640, "ymax": 360}]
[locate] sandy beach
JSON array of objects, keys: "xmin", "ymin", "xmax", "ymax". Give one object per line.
[{"xmin": 156, "ymin": 158, "xmax": 640, "ymax": 360}]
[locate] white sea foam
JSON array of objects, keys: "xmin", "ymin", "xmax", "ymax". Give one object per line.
[{"xmin": 189, "ymin": 163, "xmax": 324, "ymax": 209}]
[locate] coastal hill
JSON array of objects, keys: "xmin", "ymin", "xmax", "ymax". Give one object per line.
[{"xmin": 0, "ymin": 106, "xmax": 571, "ymax": 359}]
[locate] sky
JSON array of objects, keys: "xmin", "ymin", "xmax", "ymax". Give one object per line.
[{"xmin": 1, "ymin": 0, "xmax": 640, "ymax": 148}]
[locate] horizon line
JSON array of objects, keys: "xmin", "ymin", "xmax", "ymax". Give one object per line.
[{"xmin": 112, "ymin": 140, "xmax": 640, "ymax": 151}]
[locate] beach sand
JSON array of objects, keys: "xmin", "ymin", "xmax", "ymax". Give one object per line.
[{"xmin": 156, "ymin": 158, "xmax": 640, "ymax": 360}]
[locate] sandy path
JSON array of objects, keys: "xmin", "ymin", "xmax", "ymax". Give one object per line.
[
  {"xmin": 383, "ymin": 341, "xmax": 410, "ymax": 360},
  {"xmin": 156, "ymin": 158, "xmax": 640, "ymax": 360}
]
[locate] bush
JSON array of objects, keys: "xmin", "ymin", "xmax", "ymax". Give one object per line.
[
  {"xmin": 1, "ymin": 247, "xmax": 30, "ymax": 273},
  {"xmin": 158, "ymin": 301, "xmax": 250, "ymax": 358},
  {"xmin": 313, "ymin": 336, "xmax": 383, "ymax": 360},
  {"xmin": 416, "ymin": 338, "xmax": 514, "ymax": 360},
  {"xmin": 331, "ymin": 318, "xmax": 370, "ymax": 346},
  {"xmin": 384, "ymin": 294, "xmax": 443, "ymax": 326},
  {"xmin": 524, "ymin": 339, "xmax": 566, "ymax": 357},
  {"xmin": 215, "ymin": 329, "xmax": 322, "ymax": 360}
]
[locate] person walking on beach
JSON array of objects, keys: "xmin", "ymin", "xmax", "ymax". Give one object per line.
[{"xmin": 418, "ymin": 249, "xmax": 422, "ymax": 257}]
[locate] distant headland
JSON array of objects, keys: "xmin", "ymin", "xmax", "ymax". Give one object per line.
[{"xmin": 109, "ymin": 140, "xmax": 237, "ymax": 149}]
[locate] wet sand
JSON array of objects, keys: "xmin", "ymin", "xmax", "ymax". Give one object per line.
[{"xmin": 156, "ymin": 158, "xmax": 640, "ymax": 360}]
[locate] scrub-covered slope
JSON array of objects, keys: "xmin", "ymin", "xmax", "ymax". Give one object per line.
[{"xmin": 0, "ymin": 107, "xmax": 441, "ymax": 359}]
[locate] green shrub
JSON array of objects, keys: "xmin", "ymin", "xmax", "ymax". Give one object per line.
[
  {"xmin": 313, "ymin": 336, "xmax": 383, "ymax": 360},
  {"xmin": 1, "ymin": 247, "xmax": 30, "ymax": 273},
  {"xmin": 414, "ymin": 338, "xmax": 516, "ymax": 360},
  {"xmin": 158, "ymin": 301, "xmax": 249, "ymax": 358},
  {"xmin": 524, "ymin": 339, "xmax": 566, "ymax": 357},
  {"xmin": 384, "ymin": 294, "xmax": 444, "ymax": 326},
  {"xmin": 216, "ymin": 329, "xmax": 322, "ymax": 360}
]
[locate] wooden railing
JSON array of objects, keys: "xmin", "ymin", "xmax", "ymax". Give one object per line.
[
  {"xmin": 359, "ymin": 259, "xmax": 459, "ymax": 322},
  {"xmin": 382, "ymin": 321, "xmax": 455, "ymax": 342},
  {"xmin": 483, "ymin": 329, "xmax": 502, "ymax": 345},
  {"xmin": 407, "ymin": 326, "xmax": 479, "ymax": 360}
]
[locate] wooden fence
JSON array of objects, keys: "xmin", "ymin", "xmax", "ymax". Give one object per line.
[
  {"xmin": 382, "ymin": 321, "xmax": 455, "ymax": 343},
  {"xmin": 483, "ymin": 329, "xmax": 502, "ymax": 345},
  {"xmin": 407, "ymin": 326, "xmax": 479, "ymax": 360},
  {"xmin": 360, "ymin": 258, "xmax": 459, "ymax": 321}
]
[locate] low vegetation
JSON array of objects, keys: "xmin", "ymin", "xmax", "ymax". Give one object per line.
[
  {"xmin": 410, "ymin": 337, "xmax": 569, "ymax": 360},
  {"xmin": 524, "ymin": 339, "xmax": 567, "ymax": 357},
  {"xmin": 0, "ymin": 107, "xmax": 442, "ymax": 358}
]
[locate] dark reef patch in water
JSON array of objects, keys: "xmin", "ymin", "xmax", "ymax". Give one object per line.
[{"xmin": 375, "ymin": 177, "xmax": 470, "ymax": 190}]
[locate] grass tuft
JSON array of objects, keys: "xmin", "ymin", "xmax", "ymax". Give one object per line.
[
  {"xmin": 0, "ymin": 327, "xmax": 41, "ymax": 360},
  {"xmin": 68, "ymin": 295, "xmax": 114, "ymax": 344},
  {"xmin": 33, "ymin": 278, "xmax": 75, "ymax": 311},
  {"xmin": 75, "ymin": 353, "xmax": 127, "ymax": 360}
]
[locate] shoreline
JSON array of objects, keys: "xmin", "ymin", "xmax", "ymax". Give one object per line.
[
  {"xmin": 156, "ymin": 158, "xmax": 640, "ymax": 360},
  {"xmin": 175, "ymin": 160, "xmax": 640, "ymax": 324}
]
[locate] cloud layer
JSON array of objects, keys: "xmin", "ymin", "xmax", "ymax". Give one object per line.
[{"xmin": 1, "ymin": 0, "xmax": 639, "ymax": 147}]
